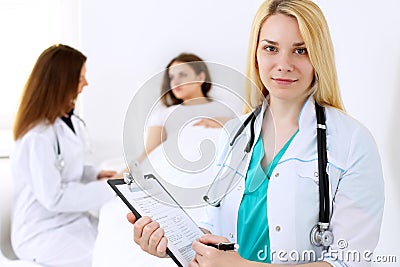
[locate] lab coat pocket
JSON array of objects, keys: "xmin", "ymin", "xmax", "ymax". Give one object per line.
[
  {"xmin": 296, "ymin": 160, "xmax": 319, "ymax": 202},
  {"xmin": 297, "ymin": 160, "xmax": 319, "ymax": 184},
  {"xmin": 295, "ymin": 160, "xmax": 319, "ymax": 237}
]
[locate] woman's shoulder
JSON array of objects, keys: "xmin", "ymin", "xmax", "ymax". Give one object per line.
[
  {"xmin": 325, "ymin": 106, "xmax": 379, "ymax": 169},
  {"xmin": 325, "ymin": 106, "xmax": 373, "ymax": 138},
  {"xmin": 13, "ymin": 121, "xmax": 55, "ymax": 158},
  {"xmin": 18, "ymin": 120, "xmax": 54, "ymax": 144}
]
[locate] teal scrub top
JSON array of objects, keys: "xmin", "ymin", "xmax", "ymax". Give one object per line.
[{"xmin": 237, "ymin": 130, "xmax": 298, "ymax": 262}]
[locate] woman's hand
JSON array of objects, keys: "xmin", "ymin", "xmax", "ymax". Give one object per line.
[
  {"xmin": 109, "ymin": 167, "xmax": 129, "ymax": 180},
  {"xmin": 193, "ymin": 117, "xmax": 230, "ymax": 128},
  {"xmin": 126, "ymin": 213, "xmax": 168, "ymax": 258},
  {"xmin": 97, "ymin": 170, "xmax": 117, "ymax": 180},
  {"xmin": 189, "ymin": 234, "xmax": 247, "ymax": 267}
]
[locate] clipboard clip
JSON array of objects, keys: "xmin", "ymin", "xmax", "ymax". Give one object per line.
[
  {"xmin": 124, "ymin": 160, "xmax": 143, "ymax": 185},
  {"xmin": 123, "ymin": 172, "xmax": 134, "ymax": 185}
]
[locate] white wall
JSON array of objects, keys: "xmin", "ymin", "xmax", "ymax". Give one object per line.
[
  {"xmin": 0, "ymin": 0, "xmax": 81, "ymax": 157},
  {"xmin": 79, "ymin": 0, "xmax": 263, "ymax": 161},
  {"xmin": 81, "ymin": 0, "xmax": 400, "ymax": 265}
]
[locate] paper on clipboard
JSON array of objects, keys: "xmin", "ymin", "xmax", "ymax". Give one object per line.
[{"xmin": 107, "ymin": 162, "xmax": 204, "ymax": 267}]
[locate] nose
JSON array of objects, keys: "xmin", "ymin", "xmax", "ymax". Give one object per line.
[
  {"xmin": 170, "ymin": 77, "xmax": 181, "ymax": 88},
  {"xmin": 77, "ymin": 77, "xmax": 88, "ymax": 94},
  {"xmin": 82, "ymin": 76, "xmax": 89, "ymax": 86},
  {"xmin": 79, "ymin": 76, "xmax": 88, "ymax": 85},
  {"xmin": 277, "ymin": 53, "xmax": 294, "ymax": 72}
]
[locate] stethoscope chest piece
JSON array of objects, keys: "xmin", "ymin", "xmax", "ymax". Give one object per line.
[
  {"xmin": 310, "ymin": 224, "xmax": 334, "ymax": 247},
  {"xmin": 55, "ymin": 153, "xmax": 65, "ymax": 172}
]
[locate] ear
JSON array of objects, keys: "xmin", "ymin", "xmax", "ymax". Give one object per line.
[{"xmin": 197, "ymin": 71, "xmax": 206, "ymax": 83}]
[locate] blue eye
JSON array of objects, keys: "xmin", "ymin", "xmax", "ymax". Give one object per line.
[
  {"xmin": 295, "ymin": 48, "xmax": 307, "ymax": 55},
  {"xmin": 264, "ymin": 46, "xmax": 277, "ymax": 52}
]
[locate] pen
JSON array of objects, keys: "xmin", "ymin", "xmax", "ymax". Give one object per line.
[{"xmin": 206, "ymin": 242, "xmax": 239, "ymax": 251}]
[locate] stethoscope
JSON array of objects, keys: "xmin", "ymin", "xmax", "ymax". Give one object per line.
[
  {"xmin": 203, "ymin": 102, "xmax": 333, "ymax": 249},
  {"xmin": 54, "ymin": 113, "xmax": 88, "ymax": 172}
]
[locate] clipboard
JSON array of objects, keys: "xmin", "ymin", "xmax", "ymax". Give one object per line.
[{"xmin": 107, "ymin": 163, "xmax": 204, "ymax": 267}]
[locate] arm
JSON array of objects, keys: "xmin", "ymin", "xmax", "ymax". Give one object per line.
[
  {"xmin": 322, "ymin": 125, "xmax": 384, "ymax": 267},
  {"xmin": 114, "ymin": 125, "xmax": 165, "ymax": 178},
  {"xmin": 97, "ymin": 169, "xmax": 118, "ymax": 179},
  {"xmin": 126, "ymin": 213, "xmax": 330, "ymax": 267},
  {"xmin": 81, "ymin": 165, "xmax": 117, "ymax": 181},
  {"xmin": 27, "ymin": 133, "xmax": 114, "ymax": 212},
  {"xmin": 193, "ymin": 117, "xmax": 232, "ymax": 128},
  {"xmin": 137, "ymin": 126, "xmax": 166, "ymax": 163}
]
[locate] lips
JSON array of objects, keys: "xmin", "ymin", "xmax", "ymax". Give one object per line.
[
  {"xmin": 172, "ymin": 86, "xmax": 183, "ymax": 92},
  {"xmin": 272, "ymin": 77, "xmax": 297, "ymax": 85}
]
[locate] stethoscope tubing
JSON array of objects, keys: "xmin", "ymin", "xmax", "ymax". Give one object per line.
[
  {"xmin": 316, "ymin": 104, "xmax": 330, "ymax": 224},
  {"xmin": 233, "ymin": 103, "xmax": 330, "ymax": 224},
  {"xmin": 53, "ymin": 114, "xmax": 87, "ymax": 172},
  {"xmin": 204, "ymin": 102, "xmax": 332, "ymax": 247}
]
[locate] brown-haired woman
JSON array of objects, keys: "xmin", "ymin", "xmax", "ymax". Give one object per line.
[
  {"xmin": 137, "ymin": 52, "xmax": 234, "ymax": 163},
  {"xmin": 11, "ymin": 44, "xmax": 117, "ymax": 267}
]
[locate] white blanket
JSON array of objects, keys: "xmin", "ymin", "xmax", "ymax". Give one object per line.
[{"xmin": 92, "ymin": 125, "xmax": 225, "ymax": 267}]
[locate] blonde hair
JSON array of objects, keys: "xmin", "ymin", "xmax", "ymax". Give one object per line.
[{"xmin": 245, "ymin": 0, "xmax": 345, "ymax": 112}]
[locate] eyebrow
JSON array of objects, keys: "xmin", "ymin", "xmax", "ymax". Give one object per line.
[
  {"xmin": 260, "ymin": 39, "xmax": 305, "ymax": 47},
  {"xmin": 169, "ymin": 70, "xmax": 187, "ymax": 77}
]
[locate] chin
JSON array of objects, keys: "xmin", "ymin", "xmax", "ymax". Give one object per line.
[{"xmin": 172, "ymin": 93, "xmax": 184, "ymax": 100}]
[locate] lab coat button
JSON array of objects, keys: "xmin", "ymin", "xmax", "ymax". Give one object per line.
[
  {"xmin": 314, "ymin": 172, "xmax": 318, "ymax": 177},
  {"xmin": 229, "ymin": 233, "xmax": 234, "ymax": 238},
  {"xmin": 274, "ymin": 172, "xmax": 279, "ymax": 178},
  {"xmin": 237, "ymin": 185, "xmax": 242, "ymax": 190},
  {"xmin": 275, "ymin": 226, "xmax": 281, "ymax": 232}
]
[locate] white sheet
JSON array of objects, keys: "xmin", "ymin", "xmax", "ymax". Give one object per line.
[
  {"xmin": 92, "ymin": 197, "xmax": 177, "ymax": 267},
  {"xmin": 92, "ymin": 125, "xmax": 225, "ymax": 267}
]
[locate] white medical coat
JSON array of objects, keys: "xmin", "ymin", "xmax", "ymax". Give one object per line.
[
  {"xmin": 200, "ymin": 97, "xmax": 384, "ymax": 267},
  {"xmin": 10, "ymin": 116, "xmax": 114, "ymax": 266}
]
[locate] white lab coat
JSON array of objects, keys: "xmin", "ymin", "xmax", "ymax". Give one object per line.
[
  {"xmin": 200, "ymin": 97, "xmax": 384, "ymax": 267},
  {"xmin": 10, "ymin": 116, "xmax": 115, "ymax": 267}
]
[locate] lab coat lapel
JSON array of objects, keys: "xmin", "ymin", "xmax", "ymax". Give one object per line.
[
  {"xmin": 54, "ymin": 118, "xmax": 82, "ymax": 146},
  {"xmin": 281, "ymin": 97, "xmax": 318, "ymax": 162}
]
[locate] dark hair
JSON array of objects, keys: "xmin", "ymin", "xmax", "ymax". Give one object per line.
[
  {"xmin": 14, "ymin": 44, "xmax": 86, "ymax": 140},
  {"xmin": 160, "ymin": 53, "xmax": 212, "ymax": 107}
]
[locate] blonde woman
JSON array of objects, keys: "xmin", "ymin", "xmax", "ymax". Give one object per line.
[{"xmin": 128, "ymin": 1, "xmax": 384, "ymax": 266}]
